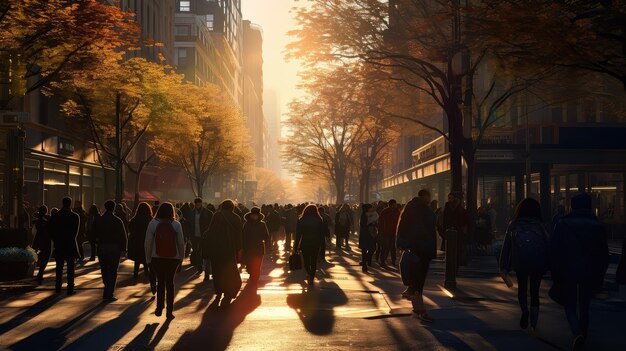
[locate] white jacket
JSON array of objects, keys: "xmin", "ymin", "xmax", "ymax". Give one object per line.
[{"xmin": 144, "ymin": 219, "xmax": 185, "ymax": 263}]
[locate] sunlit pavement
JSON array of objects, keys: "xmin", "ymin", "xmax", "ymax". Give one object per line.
[{"xmin": 0, "ymin": 239, "xmax": 624, "ymax": 351}]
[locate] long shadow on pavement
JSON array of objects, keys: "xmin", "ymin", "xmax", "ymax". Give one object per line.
[
  {"xmin": 286, "ymin": 281, "xmax": 348, "ymax": 335},
  {"xmin": 169, "ymin": 283, "xmax": 261, "ymax": 351}
]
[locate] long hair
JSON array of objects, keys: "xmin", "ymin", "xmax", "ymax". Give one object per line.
[
  {"xmin": 299, "ymin": 204, "xmax": 321, "ymax": 221},
  {"xmin": 514, "ymin": 198, "xmax": 542, "ymax": 221},
  {"xmin": 132, "ymin": 202, "xmax": 153, "ymax": 221},
  {"xmin": 88, "ymin": 204, "xmax": 100, "ymax": 216},
  {"xmin": 155, "ymin": 202, "xmax": 176, "ymax": 220}
]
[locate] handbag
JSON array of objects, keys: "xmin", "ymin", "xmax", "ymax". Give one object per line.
[
  {"xmin": 399, "ymin": 250, "xmax": 420, "ymax": 287},
  {"xmin": 288, "ymin": 252, "xmax": 302, "ymax": 271}
]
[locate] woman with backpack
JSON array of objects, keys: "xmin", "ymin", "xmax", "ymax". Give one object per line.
[
  {"xmin": 359, "ymin": 203, "xmax": 379, "ymax": 273},
  {"xmin": 145, "ymin": 202, "xmax": 185, "ymax": 319},
  {"xmin": 500, "ymin": 198, "xmax": 548, "ymax": 331}
]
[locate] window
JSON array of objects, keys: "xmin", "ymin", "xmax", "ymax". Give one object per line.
[
  {"xmin": 179, "ymin": 1, "xmax": 190, "ymax": 12},
  {"xmin": 175, "ymin": 25, "xmax": 190, "ymax": 36},
  {"xmin": 177, "ymin": 48, "xmax": 188, "ymax": 66},
  {"xmin": 206, "ymin": 14, "xmax": 214, "ymax": 31}
]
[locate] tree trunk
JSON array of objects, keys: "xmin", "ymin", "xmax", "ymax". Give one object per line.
[
  {"xmin": 465, "ymin": 142, "xmax": 477, "ymax": 239},
  {"xmin": 448, "ymin": 110, "xmax": 464, "ymax": 197},
  {"xmin": 195, "ymin": 177, "xmax": 204, "ymax": 198},
  {"xmin": 334, "ymin": 171, "xmax": 346, "ymax": 204},
  {"xmin": 359, "ymin": 166, "xmax": 372, "ymax": 204}
]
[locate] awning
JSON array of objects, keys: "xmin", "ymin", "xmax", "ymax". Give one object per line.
[{"xmin": 123, "ymin": 191, "xmax": 159, "ymax": 202}]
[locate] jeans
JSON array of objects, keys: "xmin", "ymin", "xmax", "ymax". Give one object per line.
[
  {"xmin": 302, "ymin": 247, "xmax": 320, "ymax": 278},
  {"xmin": 564, "ymin": 282, "xmax": 593, "ymax": 337},
  {"xmin": 55, "ymin": 255, "xmax": 75, "ymax": 291},
  {"xmin": 285, "ymin": 231, "xmax": 293, "ymax": 250},
  {"xmin": 379, "ymin": 236, "xmax": 397, "ymax": 265},
  {"xmin": 362, "ymin": 248, "xmax": 375, "ymax": 267},
  {"xmin": 246, "ymin": 255, "xmax": 263, "ymax": 282},
  {"xmin": 98, "ymin": 244, "xmax": 121, "ymax": 299},
  {"xmin": 190, "ymin": 237, "xmax": 203, "ymax": 270},
  {"xmin": 411, "ymin": 258, "xmax": 431, "ymax": 294},
  {"xmin": 151, "ymin": 257, "xmax": 179, "ymax": 313},
  {"xmin": 37, "ymin": 250, "xmax": 51, "ymax": 281},
  {"xmin": 88, "ymin": 240, "xmax": 97, "ymax": 260},
  {"xmin": 515, "ymin": 271, "xmax": 542, "ymax": 313}
]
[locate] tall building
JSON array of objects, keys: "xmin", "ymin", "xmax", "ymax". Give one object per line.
[
  {"xmin": 242, "ymin": 20, "xmax": 268, "ymax": 168},
  {"xmin": 265, "ymin": 89, "xmax": 283, "ymax": 177}
]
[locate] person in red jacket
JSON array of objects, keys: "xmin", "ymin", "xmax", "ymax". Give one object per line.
[{"xmin": 377, "ymin": 199, "xmax": 401, "ymax": 268}]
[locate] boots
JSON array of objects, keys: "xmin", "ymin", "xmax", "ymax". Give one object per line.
[{"xmin": 530, "ymin": 306, "xmax": 539, "ymax": 330}]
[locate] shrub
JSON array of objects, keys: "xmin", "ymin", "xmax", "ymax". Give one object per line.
[{"xmin": 0, "ymin": 247, "xmax": 38, "ymax": 263}]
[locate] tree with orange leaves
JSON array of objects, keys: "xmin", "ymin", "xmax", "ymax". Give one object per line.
[{"xmin": 0, "ymin": 0, "xmax": 139, "ymax": 107}]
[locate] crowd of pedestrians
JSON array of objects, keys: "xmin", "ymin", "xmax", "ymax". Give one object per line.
[{"xmin": 24, "ymin": 189, "xmax": 614, "ymax": 350}]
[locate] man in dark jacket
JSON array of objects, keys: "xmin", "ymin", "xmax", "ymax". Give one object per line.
[
  {"xmin": 396, "ymin": 189, "xmax": 437, "ymax": 322},
  {"xmin": 265, "ymin": 205, "xmax": 281, "ymax": 251},
  {"xmin": 378, "ymin": 199, "xmax": 401, "ymax": 267},
  {"xmin": 283, "ymin": 204, "xmax": 297, "ymax": 251},
  {"xmin": 441, "ymin": 192, "xmax": 468, "ymax": 266},
  {"xmin": 551, "ymin": 193, "xmax": 609, "ymax": 350},
  {"xmin": 73, "ymin": 201, "xmax": 88, "ymax": 262},
  {"xmin": 204, "ymin": 199, "xmax": 243, "ymax": 305},
  {"xmin": 190, "ymin": 198, "xmax": 212, "ymax": 275},
  {"xmin": 49, "ymin": 197, "xmax": 80, "ymax": 295},
  {"xmin": 242, "ymin": 207, "xmax": 270, "ymax": 285},
  {"xmin": 94, "ymin": 200, "xmax": 128, "ymax": 302}
]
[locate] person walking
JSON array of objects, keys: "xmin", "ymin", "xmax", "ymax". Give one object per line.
[
  {"xmin": 129, "ymin": 202, "xmax": 156, "ymax": 293},
  {"xmin": 265, "ymin": 205, "xmax": 281, "ymax": 251},
  {"xmin": 94, "ymin": 200, "xmax": 128, "ymax": 302},
  {"xmin": 334, "ymin": 204, "xmax": 353, "ymax": 251},
  {"xmin": 32, "ymin": 206, "xmax": 51, "ymax": 285},
  {"xmin": 396, "ymin": 189, "xmax": 437, "ymax": 322},
  {"xmin": 319, "ymin": 206, "xmax": 333, "ymax": 261},
  {"xmin": 145, "ymin": 202, "xmax": 185, "ymax": 319},
  {"xmin": 242, "ymin": 207, "xmax": 270, "ymax": 286},
  {"xmin": 284, "ymin": 204, "xmax": 297, "ymax": 251},
  {"xmin": 442, "ymin": 192, "xmax": 468, "ymax": 264},
  {"xmin": 359, "ymin": 204, "xmax": 378, "ymax": 273},
  {"xmin": 48, "ymin": 197, "xmax": 80, "ymax": 295},
  {"xmin": 377, "ymin": 199, "xmax": 401, "ymax": 267},
  {"xmin": 551, "ymin": 193, "xmax": 609, "ymax": 350},
  {"xmin": 499, "ymin": 198, "xmax": 548, "ymax": 331},
  {"xmin": 73, "ymin": 201, "xmax": 88, "ymax": 263},
  {"xmin": 190, "ymin": 198, "xmax": 212, "ymax": 275},
  {"xmin": 296, "ymin": 204, "xmax": 326, "ymax": 286},
  {"xmin": 475, "ymin": 206, "xmax": 493, "ymax": 251},
  {"xmin": 204, "ymin": 199, "xmax": 243, "ymax": 305},
  {"xmin": 86, "ymin": 205, "xmax": 101, "ymax": 261}
]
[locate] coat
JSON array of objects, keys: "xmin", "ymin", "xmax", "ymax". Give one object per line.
[
  {"xmin": 93, "ymin": 212, "xmax": 128, "ymax": 251},
  {"xmin": 359, "ymin": 212, "xmax": 378, "ymax": 250},
  {"xmin": 396, "ymin": 198, "xmax": 437, "ymax": 261},
  {"xmin": 499, "ymin": 217, "xmax": 548, "ymax": 274},
  {"xmin": 190, "ymin": 207, "xmax": 213, "ymax": 239},
  {"xmin": 74, "ymin": 207, "xmax": 87, "ymax": 244},
  {"xmin": 295, "ymin": 215, "xmax": 326, "ymax": 251},
  {"xmin": 202, "ymin": 209, "xmax": 243, "ymax": 262},
  {"xmin": 551, "ymin": 209, "xmax": 609, "ymax": 290},
  {"xmin": 128, "ymin": 214, "xmax": 152, "ymax": 263},
  {"xmin": 242, "ymin": 213, "xmax": 270, "ymax": 257},
  {"xmin": 265, "ymin": 209, "xmax": 281, "ymax": 233},
  {"xmin": 49, "ymin": 208, "xmax": 80, "ymax": 259},
  {"xmin": 32, "ymin": 216, "xmax": 51, "ymax": 254},
  {"xmin": 144, "ymin": 219, "xmax": 185, "ymax": 263},
  {"xmin": 377, "ymin": 206, "xmax": 401, "ymax": 237},
  {"xmin": 334, "ymin": 209, "xmax": 353, "ymax": 237}
]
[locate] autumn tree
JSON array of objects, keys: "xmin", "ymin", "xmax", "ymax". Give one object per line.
[
  {"xmin": 472, "ymin": 0, "xmax": 626, "ymax": 93},
  {"xmin": 283, "ymin": 66, "xmax": 366, "ymax": 203},
  {"xmin": 254, "ymin": 168, "xmax": 286, "ymax": 204},
  {"xmin": 58, "ymin": 57, "xmax": 191, "ymax": 202},
  {"xmin": 153, "ymin": 84, "xmax": 253, "ymax": 199},
  {"xmin": 0, "ymin": 0, "xmax": 138, "ymax": 107},
  {"xmin": 288, "ymin": 0, "xmax": 484, "ymax": 199}
]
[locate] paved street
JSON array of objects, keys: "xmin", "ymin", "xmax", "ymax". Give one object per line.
[{"xmin": 0, "ymin": 240, "xmax": 624, "ymax": 351}]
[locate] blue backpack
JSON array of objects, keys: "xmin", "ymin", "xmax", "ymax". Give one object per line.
[{"xmin": 512, "ymin": 221, "xmax": 548, "ymax": 273}]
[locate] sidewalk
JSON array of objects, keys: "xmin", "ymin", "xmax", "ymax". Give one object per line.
[{"xmin": 0, "ymin": 240, "xmax": 624, "ymax": 350}]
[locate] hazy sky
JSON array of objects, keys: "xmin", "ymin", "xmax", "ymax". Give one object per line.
[{"xmin": 241, "ymin": 0, "xmax": 307, "ymax": 123}]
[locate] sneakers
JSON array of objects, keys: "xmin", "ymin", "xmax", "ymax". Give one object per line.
[
  {"xmin": 572, "ymin": 335, "xmax": 585, "ymax": 351},
  {"xmin": 414, "ymin": 312, "xmax": 435, "ymax": 323},
  {"xmin": 401, "ymin": 288, "xmax": 416, "ymax": 300},
  {"xmin": 520, "ymin": 311, "xmax": 529, "ymax": 330}
]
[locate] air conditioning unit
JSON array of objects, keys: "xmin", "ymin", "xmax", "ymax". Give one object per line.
[{"xmin": 0, "ymin": 111, "xmax": 28, "ymax": 128}]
